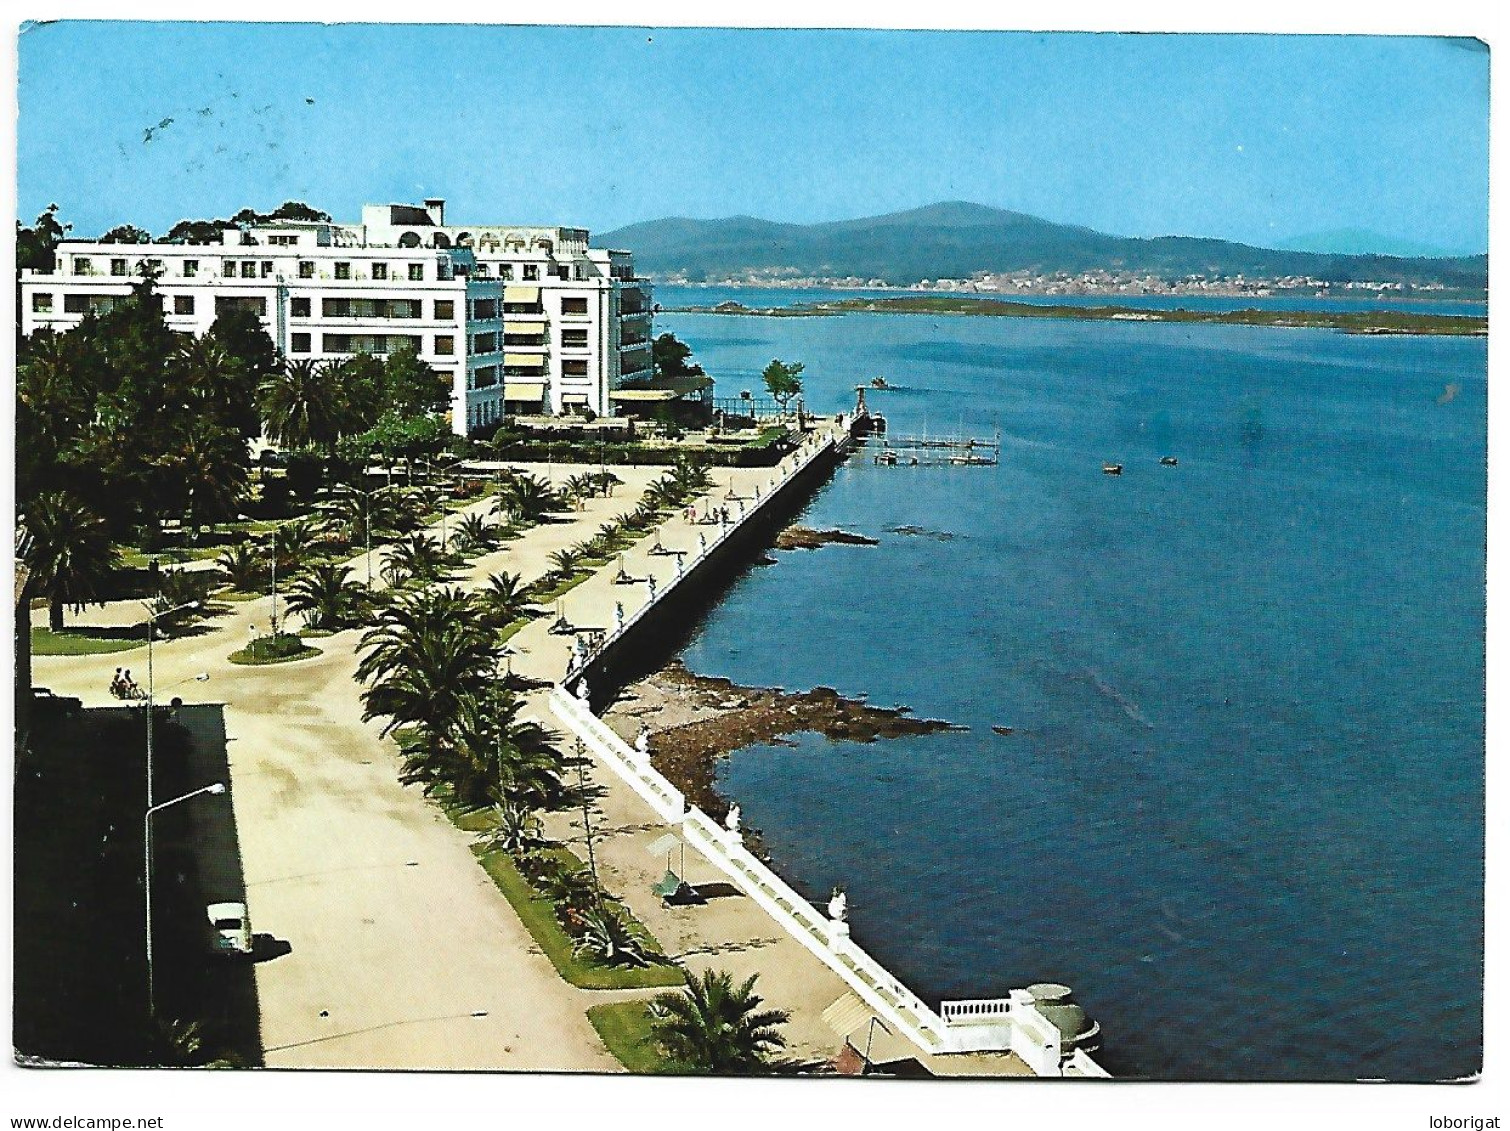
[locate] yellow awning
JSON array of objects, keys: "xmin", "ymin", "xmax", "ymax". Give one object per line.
[
  {"xmin": 504, "ymin": 353, "xmax": 546, "ymax": 368},
  {"xmin": 609, "ymin": 388, "xmax": 680, "ymax": 402},
  {"xmin": 504, "ymin": 286, "xmax": 540, "ymax": 303},
  {"xmin": 561, "ymin": 394, "xmax": 589, "ymax": 406},
  {"xmin": 503, "ymin": 383, "xmax": 546, "ymax": 401},
  {"xmin": 505, "ymin": 320, "xmax": 547, "ymax": 334}
]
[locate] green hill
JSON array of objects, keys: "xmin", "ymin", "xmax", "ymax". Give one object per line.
[{"xmin": 599, "ymin": 202, "xmax": 1487, "ymax": 291}]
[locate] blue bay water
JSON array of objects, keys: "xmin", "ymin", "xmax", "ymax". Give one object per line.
[{"xmin": 656, "ymin": 291, "xmax": 1485, "ymax": 1081}]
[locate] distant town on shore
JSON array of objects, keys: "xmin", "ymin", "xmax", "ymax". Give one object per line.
[{"xmin": 601, "ymin": 201, "xmax": 1488, "ymax": 300}]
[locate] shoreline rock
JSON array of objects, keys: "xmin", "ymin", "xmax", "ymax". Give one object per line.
[
  {"xmin": 774, "ymin": 525, "xmax": 880, "ymax": 551},
  {"xmin": 603, "ymin": 660, "xmax": 962, "ymax": 840}
]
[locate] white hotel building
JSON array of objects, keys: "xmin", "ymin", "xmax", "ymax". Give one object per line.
[{"xmin": 18, "ymin": 200, "xmax": 655, "ymax": 436}]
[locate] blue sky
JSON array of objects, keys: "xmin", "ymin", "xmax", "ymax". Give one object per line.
[{"xmin": 16, "ymin": 23, "xmax": 1490, "ymax": 253}]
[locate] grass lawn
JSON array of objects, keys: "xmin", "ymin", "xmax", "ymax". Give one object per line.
[
  {"xmin": 228, "ymin": 634, "xmax": 322, "ymax": 665},
  {"xmin": 33, "ymin": 625, "xmax": 146, "ymax": 656},
  {"xmin": 529, "ymin": 570, "xmax": 594, "ymax": 604},
  {"xmin": 472, "ymin": 846, "xmax": 685, "ymax": 991},
  {"xmin": 587, "ymin": 1000, "xmax": 689, "ymax": 1074}
]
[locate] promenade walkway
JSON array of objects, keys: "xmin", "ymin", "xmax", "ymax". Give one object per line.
[{"xmin": 30, "ymin": 425, "xmax": 1031, "ymax": 1074}]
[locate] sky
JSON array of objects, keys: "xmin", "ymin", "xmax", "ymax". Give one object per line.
[{"xmin": 15, "ymin": 22, "xmax": 1491, "ymax": 254}]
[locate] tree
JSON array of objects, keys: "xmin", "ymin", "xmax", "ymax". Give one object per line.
[
  {"xmin": 285, "ymin": 563, "xmax": 366, "ymax": 630},
  {"xmin": 382, "ymin": 345, "xmax": 451, "ymax": 417},
  {"xmin": 201, "ymin": 310, "xmax": 279, "ymax": 439},
  {"xmin": 493, "ymin": 473, "xmax": 559, "ymax": 526},
  {"xmin": 157, "ymin": 418, "xmax": 249, "ymax": 536},
  {"xmin": 260, "ymin": 359, "xmax": 345, "ymax": 452},
  {"xmin": 22, "ymin": 491, "xmax": 120, "ymax": 631},
  {"xmin": 478, "ymin": 571, "xmax": 530, "ymax": 630},
  {"xmin": 99, "ymin": 224, "xmax": 152, "ymax": 244},
  {"xmin": 17, "ymin": 204, "xmax": 70, "ymax": 272},
  {"xmin": 761, "ymin": 359, "xmax": 804, "ymax": 412},
  {"xmin": 652, "ymin": 332, "xmax": 705, "ymax": 379},
  {"xmin": 648, "ymin": 970, "xmax": 790, "ymax": 1074}
]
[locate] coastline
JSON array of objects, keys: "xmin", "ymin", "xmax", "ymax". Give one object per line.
[
  {"xmin": 600, "ymin": 658, "xmax": 961, "ymax": 848},
  {"xmin": 665, "ymin": 296, "xmax": 1487, "ymax": 336}
]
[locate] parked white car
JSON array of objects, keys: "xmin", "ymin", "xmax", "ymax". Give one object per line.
[{"xmin": 206, "ymin": 901, "xmax": 253, "ymax": 957}]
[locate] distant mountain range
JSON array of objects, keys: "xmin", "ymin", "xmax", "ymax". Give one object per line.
[{"xmin": 598, "ymin": 202, "xmax": 1487, "ymax": 291}]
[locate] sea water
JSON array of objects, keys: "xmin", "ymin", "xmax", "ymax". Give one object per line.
[{"xmin": 656, "ymin": 288, "xmax": 1486, "ymax": 1081}]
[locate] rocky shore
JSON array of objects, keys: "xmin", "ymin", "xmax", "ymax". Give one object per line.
[
  {"xmin": 773, "ymin": 525, "xmax": 879, "ymax": 551},
  {"xmin": 602, "ymin": 660, "xmax": 961, "ymax": 836}
]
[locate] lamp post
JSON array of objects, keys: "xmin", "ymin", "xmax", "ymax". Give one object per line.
[
  {"xmin": 144, "ymin": 782, "xmax": 226, "ymax": 1016},
  {"xmin": 141, "ymin": 600, "xmax": 203, "ymax": 811}
]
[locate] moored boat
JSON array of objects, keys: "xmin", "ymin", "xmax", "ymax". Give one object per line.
[{"xmin": 1102, "ymin": 463, "xmax": 1123, "ymax": 475}]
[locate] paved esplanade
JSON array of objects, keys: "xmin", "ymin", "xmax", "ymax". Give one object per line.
[{"xmin": 32, "ymin": 425, "xmax": 1028, "ymax": 1073}]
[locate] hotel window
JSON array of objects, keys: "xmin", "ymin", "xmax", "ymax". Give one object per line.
[
  {"xmin": 32, "ymin": 292, "xmax": 53, "ymax": 313},
  {"xmin": 73, "ymin": 258, "xmax": 92, "ymax": 275},
  {"xmin": 148, "ymin": 259, "xmax": 164, "ymax": 273},
  {"xmin": 270, "ymin": 235, "xmax": 297, "ymax": 247},
  {"xmin": 215, "ymin": 295, "xmax": 267, "ymax": 317},
  {"xmin": 372, "ymin": 262, "xmax": 388, "ymax": 281},
  {"xmin": 261, "ymin": 261, "xmax": 275, "ymax": 278},
  {"xmin": 221, "ymin": 259, "xmax": 236, "ymax": 276},
  {"xmin": 434, "ymin": 299, "xmax": 454, "ymax": 320},
  {"xmin": 473, "ymin": 365, "xmax": 499, "ymax": 389},
  {"xmin": 500, "ymin": 264, "xmax": 514, "ymax": 280},
  {"xmin": 562, "ymin": 297, "xmax": 588, "ymax": 315},
  {"xmin": 561, "ymin": 328, "xmax": 589, "ymax": 348},
  {"xmin": 241, "ymin": 262, "xmax": 257, "ymax": 279},
  {"xmin": 473, "ymin": 298, "xmax": 497, "ymax": 320},
  {"xmin": 173, "ymin": 295, "xmax": 195, "ymax": 315},
  {"xmin": 291, "ymin": 333, "xmax": 311, "ymax": 353},
  {"xmin": 408, "ymin": 263, "xmax": 424, "ymax": 281},
  {"xmin": 323, "ymin": 333, "xmax": 352, "ymax": 353},
  {"xmin": 563, "ymin": 359, "xmax": 589, "ymax": 376},
  {"xmin": 554, "ymin": 266, "xmax": 570, "ymax": 281},
  {"xmin": 290, "ymin": 297, "xmax": 311, "ymax": 317},
  {"xmin": 574, "ymin": 264, "xmax": 585, "ymax": 280},
  {"xmin": 183, "ymin": 260, "xmax": 199, "ymax": 278},
  {"xmin": 335, "ymin": 261, "xmax": 351, "ymax": 280},
  {"xmin": 111, "ymin": 258, "xmax": 127, "ymax": 276},
  {"xmin": 299, "ymin": 260, "xmax": 315, "ymax": 279},
  {"xmin": 473, "ymin": 332, "xmax": 498, "ymax": 353},
  {"xmin": 523, "ymin": 264, "xmax": 539, "ymax": 281},
  {"xmin": 64, "ymin": 294, "xmax": 91, "ymax": 313},
  {"xmin": 435, "ymin": 335, "xmax": 455, "ymax": 355}
]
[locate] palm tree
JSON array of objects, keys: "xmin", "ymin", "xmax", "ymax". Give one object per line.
[
  {"xmin": 493, "ymin": 473, "xmax": 559, "ymax": 526},
  {"xmin": 259, "ymin": 358, "xmax": 345, "ymax": 452},
  {"xmin": 452, "ymin": 512, "xmax": 495, "ymax": 553},
  {"xmin": 22, "ymin": 491, "xmax": 120, "ymax": 631},
  {"xmin": 285, "ymin": 562, "xmax": 366, "ymax": 630},
  {"xmin": 648, "ymin": 970, "xmax": 790, "ymax": 1074},
  {"xmin": 166, "ymin": 418, "xmax": 248, "ymax": 538},
  {"xmin": 357, "ymin": 586, "xmax": 482, "ymax": 684},
  {"xmin": 438, "ymin": 688, "xmax": 566, "ymax": 810},
  {"xmin": 270, "ymin": 518, "xmax": 319, "ymax": 572},
  {"xmin": 383, "ymin": 531, "xmax": 450, "ymax": 587},
  {"xmin": 333, "ymin": 485, "xmax": 404, "ymax": 547},
  {"xmin": 478, "ymin": 570, "xmax": 530, "ymax": 630},
  {"xmin": 216, "ymin": 540, "xmax": 265, "ymax": 591},
  {"xmin": 548, "ymin": 546, "xmax": 585, "ymax": 581},
  {"xmin": 361, "ymin": 621, "xmax": 497, "ymax": 785}
]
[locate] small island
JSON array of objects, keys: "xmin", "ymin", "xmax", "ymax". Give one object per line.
[{"xmin": 667, "ymin": 295, "xmax": 1486, "ymax": 336}]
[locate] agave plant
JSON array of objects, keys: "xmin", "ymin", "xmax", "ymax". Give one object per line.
[
  {"xmin": 476, "ymin": 799, "xmax": 545, "ymax": 858},
  {"xmin": 572, "ymin": 906, "xmax": 653, "ymax": 968}
]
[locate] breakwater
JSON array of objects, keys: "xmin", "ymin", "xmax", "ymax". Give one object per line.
[{"xmin": 543, "ymin": 417, "xmax": 1111, "ymax": 1077}]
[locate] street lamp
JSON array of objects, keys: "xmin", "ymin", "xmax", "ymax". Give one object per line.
[
  {"xmin": 144, "ymin": 781, "xmax": 226, "ymax": 1016},
  {"xmin": 140, "ymin": 600, "xmax": 203, "ymax": 811}
]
